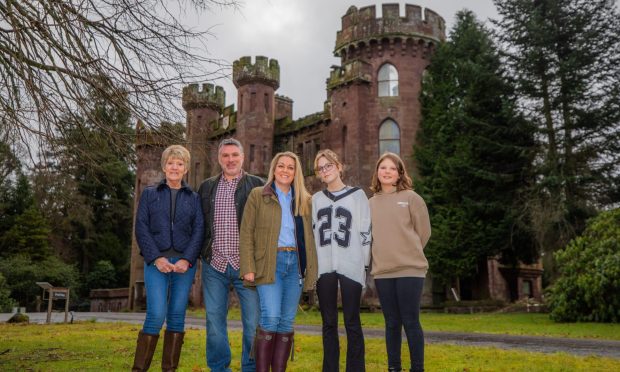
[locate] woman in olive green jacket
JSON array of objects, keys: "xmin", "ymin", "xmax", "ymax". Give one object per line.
[{"xmin": 240, "ymin": 151, "xmax": 318, "ymax": 371}]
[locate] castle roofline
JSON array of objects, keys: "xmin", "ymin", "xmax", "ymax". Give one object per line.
[
  {"xmin": 233, "ymin": 56, "xmax": 280, "ymax": 89},
  {"xmin": 335, "ymin": 3, "xmax": 445, "ymax": 55}
]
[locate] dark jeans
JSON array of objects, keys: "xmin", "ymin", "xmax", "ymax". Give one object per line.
[
  {"xmin": 375, "ymin": 277, "xmax": 425, "ymax": 372},
  {"xmin": 317, "ymin": 272, "xmax": 365, "ymax": 372}
]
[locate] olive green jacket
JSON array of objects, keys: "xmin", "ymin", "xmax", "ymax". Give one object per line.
[{"xmin": 239, "ymin": 185, "xmax": 318, "ymax": 292}]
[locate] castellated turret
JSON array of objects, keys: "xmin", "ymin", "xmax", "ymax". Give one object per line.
[
  {"xmin": 233, "ymin": 56, "xmax": 280, "ymax": 177},
  {"xmin": 182, "ymin": 83, "xmax": 225, "ymax": 188},
  {"xmin": 324, "ymin": 3, "xmax": 445, "ymax": 188}
]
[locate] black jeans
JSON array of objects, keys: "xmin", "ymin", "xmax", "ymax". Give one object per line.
[
  {"xmin": 375, "ymin": 277, "xmax": 425, "ymax": 372},
  {"xmin": 316, "ymin": 272, "xmax": 365, "ymax": 372}
]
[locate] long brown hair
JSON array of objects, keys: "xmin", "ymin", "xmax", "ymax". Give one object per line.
[
  {"xmin": 266, "ymin": 151, "xmax": 311, "ymax": 216},
  {"xmin": 369, "ymin": 152, "xmax": 413, "ymax": 193}
]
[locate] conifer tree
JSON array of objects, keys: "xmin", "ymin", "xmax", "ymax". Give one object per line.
[
  {"xmin": 493, "ymin": 0, "xmax": 620, "ymax": 252},
  {"xmin": 416, "ymin": 10, "xmax": 537, "ymax": 285}
]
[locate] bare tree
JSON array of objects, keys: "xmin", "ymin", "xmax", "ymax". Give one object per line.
[{"xmin": 0, "ymin": 0, "xmax": 236, "ymax": 162}]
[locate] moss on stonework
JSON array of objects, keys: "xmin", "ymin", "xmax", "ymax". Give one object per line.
[{"xmin": 275, "ymin": 112, "xmax": 325, "ymax": 136}]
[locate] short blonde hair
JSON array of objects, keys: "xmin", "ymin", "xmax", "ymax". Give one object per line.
[
  {"xmin": 313, "ymin": 149, "xmax": 344, "ymax": 179},
  {"xmin": 266, "ymin": 152, "xmax": 311, "ymax": 216},
  {"xmin": 161, "ymin": 145, "xmax": 191, "ymax": 170},
  {"xmin": 370, "ymin": 152, "xmax": 413, "ymax": 193}
]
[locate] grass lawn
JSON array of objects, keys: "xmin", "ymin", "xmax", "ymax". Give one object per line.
[
  {"xmin": 187, "ymin": 308, "xmax": 620, "ymax": 340},
  {"xmin": 1, "ymin": 322, "xmax": 618, "ymax": 371}
]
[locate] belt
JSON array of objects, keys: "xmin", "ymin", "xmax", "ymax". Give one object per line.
[{"xmin": 277, "ymin": 246, "xmax": 297, "ymax": 252}]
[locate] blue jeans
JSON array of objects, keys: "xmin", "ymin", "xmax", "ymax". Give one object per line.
[
  {"xmin": 256, "ymin": 251, "xmax": 303, "ymax": 333},
  {"xmin": 142, "ymin": 257, "xmax": 197, "ymax": 334},
  {"xmin": 202, "ymin": 261, "xmax": 259, "ymax": 372}
]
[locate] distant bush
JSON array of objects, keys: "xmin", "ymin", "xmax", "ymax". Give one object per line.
[
  {"xmin": 547, "ymin": 209, "xmax": 620, "ymax": 323},
  {"xmin": 0, "ymin": 254, "xmax": 79, "ymax": 309},
  {"xmin": 86, "ymin": 260, "xmax": 117, "ymax": 291},
  {"xmin": 0, "ymin": 273, "xmax": 16, "ymax": 312}
]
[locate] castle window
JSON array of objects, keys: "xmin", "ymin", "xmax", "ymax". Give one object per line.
[
  {"xmin": 264, "ymin": 93, "xmax": 269, "ymax": 113},
  {"xmin": 251, "ymin": 92, "xmax": 256, "ymax": 111},
  {"xmin": 379, "ymin": 119, "xmax": 400, "ymax": 155},
  {"xmin": 239, "ymin": 94, "xmax": 243, "ymax": 113},
  {"xmin": 378, "ymin": 64, "xmax": 399, "ymax": 97}
]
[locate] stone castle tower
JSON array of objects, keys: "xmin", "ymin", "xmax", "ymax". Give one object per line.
[{"xmin": 128, "ymin": 4, "xmax": 542, "ymax": 308}]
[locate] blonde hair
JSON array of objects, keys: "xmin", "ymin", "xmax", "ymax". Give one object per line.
[
  {"xmin": 161, "ymin": 145, "xmax": 190, "ymax": 170},
  {"xmin": 313, "ymin": 149, "xmax": 344, "ymax": 179},
  {"xmin": 266, "ymin": 151, "xmax": 311, "ymax": 216},
  {"xmin": 370, "ymin": 152, "xmax": 413, "ymax": 193}
]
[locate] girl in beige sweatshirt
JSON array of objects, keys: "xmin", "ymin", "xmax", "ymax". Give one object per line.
[{"xmin": 369, "ymin": 152, "xmax": 431, "ymax": 372}]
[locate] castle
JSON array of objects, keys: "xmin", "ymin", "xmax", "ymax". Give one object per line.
[{"xmin": 127, "ymin": 4, "xmax": 542, "ymax": 310}]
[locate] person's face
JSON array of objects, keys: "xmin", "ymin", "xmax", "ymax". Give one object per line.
[
  {"xmin": 316, "ymin": 156, "xmax": 341, "ymax": 185},
  {"xmin": 218, "ymin": 144, "xmax": 244, "ymax": 179},
  {"xmin": 163, "ymin": 156, "xmax": 187, "ymax": 185},
  {"xmin": 274, "ymin": 156, "xmax": 296, "ymax": 188},
  {"xmin": 377, "ymin": 158, "xmax": 399, "ymax": 188}
]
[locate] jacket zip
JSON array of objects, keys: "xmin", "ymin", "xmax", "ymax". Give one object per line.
[
  {"xmin": 290, "ymin": 191, "xmax": 303, "ymax": 287},
  {"xmin": 170, "ymin": 186, "xmax": 181, "ymax": 250}
]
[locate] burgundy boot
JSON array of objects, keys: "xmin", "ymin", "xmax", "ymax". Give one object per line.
[
  {"xmin": 254, "ymin": 327, "xmax": 276, "ymax": 372},
  {"xmin": 271, "ymin": 331, "xmax": 294, "ymax": 372}
]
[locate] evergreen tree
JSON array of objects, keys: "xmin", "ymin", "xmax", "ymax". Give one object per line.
[
  {"xmin": 493, "ymin": 0, "xmax": 620, "ymax": 253},
  {"xmin": 33, "ymin": 92, "xmax": 135, "ymax": 288},
  {"xmin": 416, "ymin": 10, "xmax": 537, "ymax": 285},
  {"xmin": 0, "ymin": 205, "xmax": 52, "ymax": 261}
]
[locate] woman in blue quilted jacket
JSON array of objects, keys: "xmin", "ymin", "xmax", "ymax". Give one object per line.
[{"xmin": 132, "ymin": 145, "xmax": 204, "ymax": 372}]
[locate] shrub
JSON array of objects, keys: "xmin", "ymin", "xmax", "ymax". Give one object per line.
[
  {"xmin": 0, "ymin": 254, "xmax": 80, "ymax": 309},
  {"xmin": 547, "ymin": 208, "xmax": 620, "ymax": 322},
  {"xmin": 0, "ymin": 273, "xmax": 16, "ymax": 312},
  {"xmin": 85, "ymin": 260, "xmax": 117, "ymax": 291}
]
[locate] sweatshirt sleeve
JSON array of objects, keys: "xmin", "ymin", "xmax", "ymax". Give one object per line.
[
  {"xmin": 409, "ymin": 192, "xmax": 431, "ymax": 249},
  {"xmin": 358, "ymin": 191, "xmax": 372, "ymax": 266}
]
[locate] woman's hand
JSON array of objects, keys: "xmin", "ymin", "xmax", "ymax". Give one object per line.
[
  {"xmin": 174, "ymin": 259, "xmax": 190, "ymax": 273},
  {"xmin": 154, "ymin": 257, "xmax": 175, "ymax": 273},
  {"xmin": 243, "ymin": 272, "xmax": 255, "ymax": 282}
]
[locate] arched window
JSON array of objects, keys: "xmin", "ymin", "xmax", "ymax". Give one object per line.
[
  {"xmin": 378, "ymin": 64, "xmax": 399, "ymax": 97},
  {"xmin": 379, "ymin": 119, "xmax": 400, "ymax": 155}
]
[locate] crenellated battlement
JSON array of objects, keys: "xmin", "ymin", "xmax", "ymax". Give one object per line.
[
  {"xmin": 335, "ymin": 3, "xmax": 445, "ymax": 55},
  {"xmin": 233, "ymin": 56, "xmax": 280, "ymax": 89},
  {"xmin": 327, "ymin": 60, "xmax": 373, "ymax": 90},
  {"xmin": 182, "ymin": 83, "xmax": 225, "ymax": 111}
]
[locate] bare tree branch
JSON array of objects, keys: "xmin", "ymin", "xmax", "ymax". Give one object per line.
[{"xmin": 0, "ymin": 0, "xmax": 237, "ymax": 164}]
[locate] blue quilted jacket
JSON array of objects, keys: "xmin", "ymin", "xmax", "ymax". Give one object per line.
[{"xmin": 135, "ymin": 179, "xmax": 205, "ymax": 265}]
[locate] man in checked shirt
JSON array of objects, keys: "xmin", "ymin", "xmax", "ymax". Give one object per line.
[{"xmin": 198, "ymin": 138, "xmax": 265, "ymax": 372}]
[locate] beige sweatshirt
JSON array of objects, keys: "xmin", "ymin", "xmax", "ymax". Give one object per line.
[{"xmin": 369, "ymin": 189, "xmax": 431, "ymax": 278}]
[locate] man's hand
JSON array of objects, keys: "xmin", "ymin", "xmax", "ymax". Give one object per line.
[{"xmin": 243, "ymin": 272, "xmax": 255, "ymax": 282}]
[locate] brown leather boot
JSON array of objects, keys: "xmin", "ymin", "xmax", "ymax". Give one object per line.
[
  {"xmin": 271, "ymin": 331, "xmax": 294, "ymax": 372},
  {"xmin": 132, "ymin": 331, "xmax": 159, "ymax": 372},
  {"xmin": 161, "ymin": 330, "xmax": 184, "ymax": 372},
  {"xmin": 254, "ymin": 327, "xmax": 276, "ymax": 372}
]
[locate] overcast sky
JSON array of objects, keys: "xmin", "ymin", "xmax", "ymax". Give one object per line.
[{"xmin": 186, "ymin": 1, "xmax": 512, "ymax": 119}]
